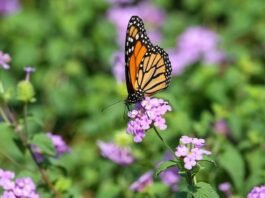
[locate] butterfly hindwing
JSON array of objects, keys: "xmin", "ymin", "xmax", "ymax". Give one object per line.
[{"xmin": 136, "ymin": 45, "xmax": 171, "ymax": 95}]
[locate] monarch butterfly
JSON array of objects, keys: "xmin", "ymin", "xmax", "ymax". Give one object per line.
[{"xmin": 125, "ymin": 16, "xmax": 172, "ymax": 105}]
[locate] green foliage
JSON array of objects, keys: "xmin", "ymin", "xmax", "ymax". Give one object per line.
[
  {"xmin": 190, "ymin": 182, "xmax": 219, "ymax": 198},
  {"xmin": 218, "ymin": 143, "xmax": 245, "ymax": 192},
  {"xmin": 30, "ymin": 133, "xmax": 55, "ymax": 156},
  {"xmin": 155, "ymin": 160, "xmax": 179, "ymax": 177},
  {"xmin": 0, "ymin": 0, "xmax": 265, "ymax": 197}
]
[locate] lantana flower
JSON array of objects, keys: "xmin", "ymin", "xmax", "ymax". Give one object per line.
[
  {"xmin": 0, "ymin": 169, "xmax": 39, "ymax": 198},
  {"xmin": 130, "ymin": 171, "xmax": 153, "ymax": 192},
  {"xmin": 0, "ymin": 0, "xmax": 20, "ymax": 16},
  {"xmin": 97, "ymin": 141, "xmax": 134, "ymax": 165},
  {"xmin": 169, "ymin": 26, "xmax": 226, "ymax": 76},
  {"xmin": 160, "ymin": 167, "xmax": 180, "ymax": 191},
  {"xmin": 175, "ymin": 136, "xmax": 211, "ymax": 170},
  {"xmin": 247, "ymin": 185, "xmax": 265, "ymax": 198},
  {"xmin": 127, "ymin": 97, "xmax": 171, "ymax": 142}
]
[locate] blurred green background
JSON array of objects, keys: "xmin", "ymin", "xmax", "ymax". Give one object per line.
[{"xmin": 0, "ymin": 0, "xmax": 265, "ymax": 197}]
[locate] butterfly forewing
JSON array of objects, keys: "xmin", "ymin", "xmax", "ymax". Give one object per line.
[{"xmin": 125, "ymin": 16, "xmax": 152, "ymax": 93}]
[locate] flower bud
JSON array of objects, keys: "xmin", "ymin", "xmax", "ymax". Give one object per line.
[
  {"xmin": 114, "ymin": 131, "xmax": 132, "ymax": 146},
  {"xmin": 17, "ymin": 80, "xmax": 35, "ymax": 102}
]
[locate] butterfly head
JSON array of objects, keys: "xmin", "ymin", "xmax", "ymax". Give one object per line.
[{"xmin": 125, "ymin": 89, "xmax": 145, "ymax": 106}]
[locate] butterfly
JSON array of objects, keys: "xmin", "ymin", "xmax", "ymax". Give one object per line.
[{"xmin": 125, "ymin": 16, "xmax": 172, "ymax": 106}]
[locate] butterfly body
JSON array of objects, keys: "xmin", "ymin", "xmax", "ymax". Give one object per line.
[{"xmin": 125, "ymin": 16, "xmax": 172, "ymax": 105}]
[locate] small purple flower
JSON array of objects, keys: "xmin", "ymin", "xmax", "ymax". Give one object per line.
[
  {"xmin": 97, "ymin": 141, "xmax": 134, "ymax": 165},
  {"xmin": 170, "ymin": 26, "xmax": 225, "ymax": 76},
  {"xmin": 127, "ymin": 97, "xmax": 171, "ymax": 142},
  {"xmin": 180, "ymin": 136, "xmax": 193, "ymax": 144},
  {"xmin": 160, "ymin": 167, "xmax": 180, "ymax": 191},
  {"xmin": 47, "ymin": 133, "xmax": 70, "ymax": 156},
  {"xmin": 247, "ymin": 185, "xmax": 265, "ymax": 198},
  {"xmin": 30, "ymin": 145, "xmax": 44, "ymax": 163},
  {"xmin": 214, "ymin": 120, "xmax": 229, "ymax": 136},
  {"xmin": 24, "ymin": 66, "xmax": 36, "ymax": 81},
  {"xmin": 0, "ymin": 169, "xmax": 15, "ymax": 180},
  {"xmin": 31, "ymin": 132, "xmax": 70, "ymax": 162},
  {"xmin": 192, "ymin": 138, "xmax": 205, "ymax": 148},
  {"xmin": 0, "ymin": 169, "xmax": 39, "ymax": 198},
  {"xmin": 106, "ymin": 0, "xmax": 134, "ymax": 4},
  {"xmin": 0, "ymin": 0, "xmax": 20, "ymax": 16},
  {"xmin": 175, "ymin": 136, "xmax": 211, "ymax": 170},
  {"xmin": 202, "ymin": 49, "xmax": 225, "ymax": 65},
  {"xmin": 130, "ymin": 171, "xmax": 153, "ymax": 192},
  {"xmin": 175, "ymin": 145, "xmax": 189, "ymax": 157},
  {"xmin": 183, "ymin": 155, "xmax": 197, "ymax": 170},
  {"xmin": 219, "ymin": 182, "xmax": 232, "ymax": 198},
  {"xmin": 0, "ymin": 51, "xmax": 11, "ymax": 69},
  {"xmin": 177, "ymin": 26, "xmax": 220, "ymax": 55}
]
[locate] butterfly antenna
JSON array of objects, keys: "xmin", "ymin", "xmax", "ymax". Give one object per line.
[
  {"xmin": 123, "ymin": 101, "xmax": 131, "ymax": 120},
  {"xmin": 101, "ymin": 100, "xmax": 123, "ymax": 112}
]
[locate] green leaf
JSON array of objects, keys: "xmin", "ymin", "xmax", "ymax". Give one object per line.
[
  {"xmin": 190, "ymin": 165, "xmax": 200, "ymax": 177},
  {"xmin": 218, "ymin": 143, "xmax": 245, "ymax": 191},
  {"xmin": 30, "ymin": 133, "xmax": 55, "ymax": 156},
  {"xmin": 174, "ymin": 191, "xmax": 190, "ymax": 198},
  {"xmin": 13, "ymin": 137, "xmax": 26, "ymax": 154},
  {"xmin": 155, "ymin": 160, "xmax": 178, "ymax": 177},
  {"xmin": 190, "ymin": 182, "xmax": 219, "ymax": 198},
  {"xmin": 200, "ymin": 156, "xmax": 217, "ymax": 166}
]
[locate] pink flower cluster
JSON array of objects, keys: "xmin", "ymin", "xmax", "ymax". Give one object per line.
[
  {"xmin": 0, "ymin": 169, "xmax": 39, "ymax": 198},
  {"xmin": 127, "ymin": 97, "xmax": 172, "ymax": 142},
  {"xmin": 97, "ymin": 141, "xmax": 134, "ymax": 165},
  {"xmin": 247, "ymin": 185, "xmax": 265, "ymax": 198},
  {"xmin": 175, "ymin": 136, "xmax": 211, "ymax": 170}
]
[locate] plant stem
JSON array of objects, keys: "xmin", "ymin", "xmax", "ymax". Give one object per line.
[
  {"xmin": 23, "ymin": 103, "xmax": 29, "ymax": 140},
  {"xmin": 186, "ymin": 171, "xmax": 194, "ymax": 186},
  {"xmin": 0, "ymin": 106, "xmax": 10, "ymax": 124},
  {"xmin": 152, "ymin": 126, "xmax": 177, "ymax": 160},
  {"xmin": 22, "ymin": 103, "xmax": 61, "ymax": 198},
  {"xmin": 27, "ymin": 144, "xmax": 61, "ymax": 198},
  {"xmin": 193, "ymin": 175, "xmax": 197, "ymax": 185}
]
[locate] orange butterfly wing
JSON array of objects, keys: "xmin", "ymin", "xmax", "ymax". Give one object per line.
[{"xmin": 125, "ymin": 16, "xmax": 171, "ymax": 104}]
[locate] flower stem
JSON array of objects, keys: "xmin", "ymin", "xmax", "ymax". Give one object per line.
[
  {"xmin": 0, "ymin": 106, "xmax": 10, "ymax": 124},
  {"xmin": 186, "ymin": 171, "xmax": 194, "ymax": 186},
  {"xmin": 193, "ymin": 175, "xmax": 197, "ymax": 185},
  {"xmin": 152, "ymin": 126, "xmax": 177, "ymax": 160},
  {"xmin": 21, "ymin": 103, "xmax": 61, "ymax": 198}
]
